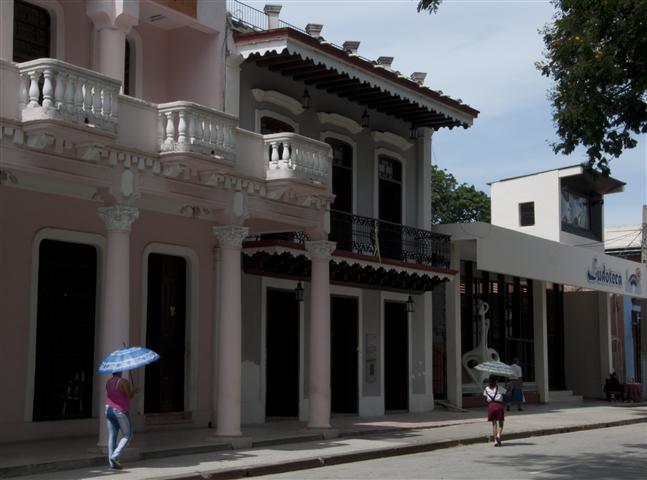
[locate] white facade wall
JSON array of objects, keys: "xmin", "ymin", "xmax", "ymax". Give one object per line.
[{"xmin": 491, "ymin": 171, "xmax": 561, "ymax": 242}]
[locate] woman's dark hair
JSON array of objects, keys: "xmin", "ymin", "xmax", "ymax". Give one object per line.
[{"xmin": 488, "ymin": 374, "xmax": 497, "ymax": 387}]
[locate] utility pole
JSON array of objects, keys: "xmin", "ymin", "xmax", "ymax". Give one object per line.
[{"xmin": 641, "ymin": 205, "xmax": 647, "ymax": 398}]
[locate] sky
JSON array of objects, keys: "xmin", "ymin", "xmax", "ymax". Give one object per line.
[{"xmin": 243, "ymin": 0, "xmax": 647, "ymax": 227}]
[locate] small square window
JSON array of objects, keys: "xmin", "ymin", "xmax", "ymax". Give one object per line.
[{"xmin": 519, "ymin": 202, "xmax": 535, "ymax": 226}]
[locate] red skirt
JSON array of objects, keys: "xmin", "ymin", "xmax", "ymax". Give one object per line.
[{"xmin": 487, "ymin": 401, "xmax": 505, "ymax": 421}]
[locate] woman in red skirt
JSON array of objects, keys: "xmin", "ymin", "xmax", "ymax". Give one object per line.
[{"xmin": 483, "ymin": 374, "xmax": 507, "ymax": 446}]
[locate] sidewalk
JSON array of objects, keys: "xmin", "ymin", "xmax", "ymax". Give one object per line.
[{"xmin": 2, "ymin": 401, "xmax": 646, "ymax": 479}]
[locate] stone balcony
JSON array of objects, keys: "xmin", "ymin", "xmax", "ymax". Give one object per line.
[{"xmin": 1, "ymin": 58, "xmax": 332, "ymax": 193}]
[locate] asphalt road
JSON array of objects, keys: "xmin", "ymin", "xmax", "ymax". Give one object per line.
[{"xmin": 259, "ymin": 423, "xmax": 647, "ymax": 480}]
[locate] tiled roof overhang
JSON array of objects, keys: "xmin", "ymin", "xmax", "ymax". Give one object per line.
[{"xmin": 234, "ymin": 28, "xmax": 479, "ymax": 130}]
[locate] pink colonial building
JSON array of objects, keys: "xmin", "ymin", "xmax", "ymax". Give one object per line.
[{"xmin": 0, "ymin": 0, "xmax": 478, "ymax": 445}]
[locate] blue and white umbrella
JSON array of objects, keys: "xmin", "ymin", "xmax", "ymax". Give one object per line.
[
  {"xmin": 474, "ymin": 360, "xmax": 518, "ymax": 378},
  {"xmin": 97, "ymin": 346, "xmax": 160, "ymax": 374}
]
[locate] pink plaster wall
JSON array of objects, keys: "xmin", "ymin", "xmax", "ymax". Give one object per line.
[
  {"xmin": 167, "ymin": 27, "xmax": 224, "ymax": 109},
  {"xmin": 61, "ymin": 0, "xmax": 92, "ymax": 69},
  {"xmin": 0, "ymin": 187, "xmax": 216, "ymax": 439},
  {"xmin": 135, "ymin": 22, "xmax": 170, "ymax": 104}
]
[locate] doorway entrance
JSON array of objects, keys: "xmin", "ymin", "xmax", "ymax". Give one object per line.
[
  {"xmin": 331, "ymin": 296, "xmax": 359, "ymax": 414},
  {"xmin": 266, "ymin": 288, "xmax": 300, "ymax": 417},
  {"xmin": 384, "ymin": 301, "xmax": 409, "ymax": 411},
  {"xmin": 145, "ymin": 253, "xmax": 186, "ymax": 413},
  {"xmin": 33, "ymin": 239, "xmax": 97, "ymax": 421}
]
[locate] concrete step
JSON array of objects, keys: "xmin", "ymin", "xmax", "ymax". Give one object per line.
[
  {"xmin": 145, "ymin": 411, "xmax": 193, "ymax": 427},
  {"xmin": 549, "ymin": 390, "xmax": 583, "ymax": 403}
]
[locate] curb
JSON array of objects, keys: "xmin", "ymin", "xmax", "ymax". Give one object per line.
[
  {"xmin": 2, "ymin": 416, "xmax": 645, "ymax": 479},
  {"xmin": 158, "ymin": 417, "xmax": 647, "ymax": 480}
]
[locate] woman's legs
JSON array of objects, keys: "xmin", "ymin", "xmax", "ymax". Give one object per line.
[
  {"xmin": 110, "ymin": 410, "xmax": 133, "ymax": 463},
  {"xmin": 105, "ymin": 406, "xmax": 119, "ymax": 467},
  {"xmin": 491, "ymin": 421, "xmax": 498, "ymax": 442}
]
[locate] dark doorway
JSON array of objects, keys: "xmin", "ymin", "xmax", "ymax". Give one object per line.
[
  {"xmin": 33, "ymin": 239, "xmax": 97, "ymax": 421},
  {"xmin": 266, "ymin": 288, "xmax": 299, "ymax": 417},
  {"xmin": 331, "ymin": 296, "xmax": 358, "ymax": 414},
  {"xmin": 546, "ymin": 283, "xmax": 566, "ymax": 390},
  {"xmin": 13, "ymin": 0, "xmax": 51, "ymax": 63},
  {"xmin": 384, "ymin": 301, "xmax": 408, "ymax": 411},
  {"xmin": 260, "ymin": 116, "xmax": 294, "ymax": 134},
  {"xmin": 145, "ymin": 253, "xmax": 186, "ymax": 413}
]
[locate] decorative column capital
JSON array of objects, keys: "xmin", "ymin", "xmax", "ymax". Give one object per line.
[
  {"xmin": 213, "ymin": 225, "xmax": 249, "ymax": 248},
  {"xmin": 306, "ymin": 240, "xmax": 337, "ymax": 261},
  {"xmin": 98, "ymin": 205, "xmax": 139, "ymax": 232}
]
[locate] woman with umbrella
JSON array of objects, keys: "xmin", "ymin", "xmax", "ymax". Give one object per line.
[{"xmin": 98, "ymin": 346, "xmax": 159, "ymax": 470}]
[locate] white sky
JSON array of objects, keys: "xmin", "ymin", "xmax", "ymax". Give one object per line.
[{"xmin": 244, "ymin": 0, "xmax": 647, "ymax": 226}]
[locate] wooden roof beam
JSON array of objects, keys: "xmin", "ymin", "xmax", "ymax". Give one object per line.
[
  {"xmin": 313, "ymin": 77, "xmax": 354, "ymax": 89},
  {"xmin": 256, "ymin": 54, "xmax": 300, "ymax": 68}
]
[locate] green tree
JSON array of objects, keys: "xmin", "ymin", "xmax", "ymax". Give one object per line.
[
  {"xmin": 432, "ymin": 165, "xmax": 490, "ymax": 224},
  {"xmin": 416, "ymin": 0, "xmax": 442, "ymax": 14},
  {"xmin": 537, "ymin": 0, "xmax": 647, "ymax": 175}
]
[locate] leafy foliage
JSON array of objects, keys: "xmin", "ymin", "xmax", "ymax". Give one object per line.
[
  {"xmin": 432, "ymin": 165, "xmax": 491, "ymax": 224},
  {"xmin": 537, "ymin": 0, "xmax": 647, "ymax": 174},
  {"xmin": 417, "ymin": 0, "xmax": 442, "ymax": 14}
]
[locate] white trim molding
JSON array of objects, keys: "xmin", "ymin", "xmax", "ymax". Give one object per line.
[
  {"xmin": 252, "ymin": 89, "xmax": 304, "ymax": 116},
  {"xmin": 317, "ymin": 112, "xmax": 362, "ymax": 135},
  {"xmin": 371, "ymin": 130, "xmax": 413, "ymax": 151},
  {"xmin": 26, "ymin": 228, "xmax": 106, "ymax": 422}
]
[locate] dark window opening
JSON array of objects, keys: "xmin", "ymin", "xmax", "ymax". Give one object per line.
[
  {"xmin": 13, "ymin": 0, "xmax": 51, "ymax": 63},
  {"xmin": 124, "ymin": 38, "xmax": 131, "ymax": 96},
  {"xmin": 326, "ymin": 137, "xmax": 353, "ymax": 213},
  {"xmin": 260, "ymin": 116, "xmax": 295, "ymax": 135},
  {"xmin": 519, "ymin": 202, "xmax": 535, "ymax": 227},
  {"xmin": 33, "ymin": 240, "xmax": 97, "ymax": 421}
]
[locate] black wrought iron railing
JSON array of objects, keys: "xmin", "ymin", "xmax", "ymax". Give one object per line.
[
  {"xmin": 329, "ymin": 210, "xmax": 451, "ymax": 268},
  {"xmin": 248, "ymin": 211, "xmax": 451, "ymax": 268}
]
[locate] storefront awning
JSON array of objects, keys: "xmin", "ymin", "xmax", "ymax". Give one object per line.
[{"xmin": 435, "ymin": 222, "xmax": 646, "ymax": 299}]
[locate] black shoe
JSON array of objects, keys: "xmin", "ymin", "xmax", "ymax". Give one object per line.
[{"xmin": 518, "ymin": 407, "xmax": 523, "ymax": 411}]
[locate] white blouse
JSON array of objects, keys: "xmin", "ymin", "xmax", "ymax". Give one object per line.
[{"xmin": 483, "ymin": 385, "xmax": 507, "ymax": 402}]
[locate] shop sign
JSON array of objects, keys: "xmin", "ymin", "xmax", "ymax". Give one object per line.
[
  {"xmin": 586, "ymin": 257, "xmax": 623, "ymax": 289},
  {"xmin": 625, "ymin": 266, "xmax": 642, "ymax": 295}
]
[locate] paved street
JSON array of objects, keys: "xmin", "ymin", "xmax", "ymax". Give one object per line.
[{"xmin": 260, "ymin": 424, "xmax": 647, "ymax": 480}]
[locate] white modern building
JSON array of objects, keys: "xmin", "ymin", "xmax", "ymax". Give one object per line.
[{"xmin": 437, "ymin": 166, "xmax": 646, "ymax": 407}]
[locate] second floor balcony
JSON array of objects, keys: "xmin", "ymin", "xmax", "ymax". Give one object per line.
[
  {"xmin": 251, "ymin": 210, "xmax": 451, "ymax": 270},
  {"xmin": 1, "ymin": 58, "xmax": 332, "ymax": 194}
]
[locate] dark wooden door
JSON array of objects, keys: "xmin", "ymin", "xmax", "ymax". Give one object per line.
[
  {"xmin": 33, "ymin": 240, "xmax": 97, "ymax": 421},
  {"xmin": 266, "ymin": 289, "xmax": 299, "ymax": 417},
  {"xmin": 331, "ymin": 296, "xmax": 359, "ymax": 414},
  {"xmin": 145, "ymin": 253, "xmax": 186, "ymax": 413},
  {"xmin": 13, "ymin": 0, "xmax": 50, "ymax": 63},
  {"xmin": 378, "ymin": 156, "xmax": 403, "ymax": 261},
  {"xmin": 384, "ymin": 301, "xmax": 409, "ymax": 411}
]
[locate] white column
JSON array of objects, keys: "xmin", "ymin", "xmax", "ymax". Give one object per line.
[
  {"xmin": 445, "ymin": 243, "xmax": 462, "ymax": 408},
  {"xmin": 0, "ymin": 0, "xmax": 14, "ymax": 61},
  {"xmin": 598, "ymin": 292, "xmax": 613, "ymax": 387},
  {"xmin": 417, "ymin": 127, "xmax": 433, "ymax": 231},
  {"xmin": 213, "ymin": 225, "xmax": 248, "ymax": 437},
  {"xmin": 97, "ymin": 27, "xmax": 127, "ymax": 87},
  {"xmin": 225, "ymin": 53, "xmax": 243, "ymax": 116},
  {"xmin": 96, "ymin": 205, "xmax": 139, "ymax": 446},
  {"xmin": 533, "ymin": 281, "xmax": 549, "ymax": 403},
  {"xmin": 306, "ymin": 240, "xmax": 336, "ymax": 428}
]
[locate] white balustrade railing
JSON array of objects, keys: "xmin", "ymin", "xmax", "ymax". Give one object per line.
[
  {"xmin": 264, "ymin": 133, "xmax": 332, "ymax": 187},
  {"xmin": 158, "ymin": 102, "xmax": 237, "ymax": 159},
  {"xmin": 17, "ymin": 59, "xmax": 121, "ymax": 133}
]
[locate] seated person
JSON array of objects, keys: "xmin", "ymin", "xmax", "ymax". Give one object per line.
[{"xmin": 603, "ymin": 372, "xmax": 624, "ymax": 401}]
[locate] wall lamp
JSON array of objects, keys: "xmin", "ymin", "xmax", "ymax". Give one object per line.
[
  {"xmin": 295, "ymin": 281, "xmax": 305, "ymax": 302},
  {"xmin": 301, "ymin": 89, "xmax": 311, "ymax": 109},
  {"xmin": 406, "ymin": 295, "xmax": 415, "ymax": 313}
]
